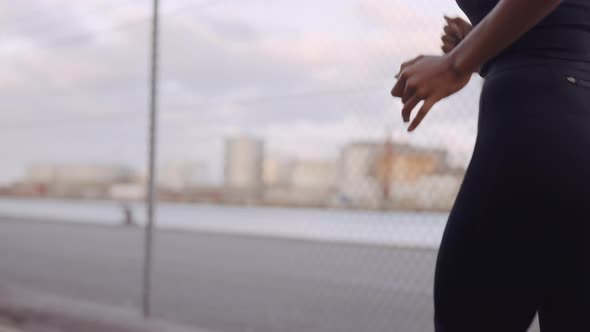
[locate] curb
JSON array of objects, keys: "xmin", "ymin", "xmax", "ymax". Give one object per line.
[{"xmin": 0, "ymin": 285, "xmax": 211, "ymax": 332}]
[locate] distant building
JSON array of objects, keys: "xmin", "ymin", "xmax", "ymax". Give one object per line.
[
  {"xmin": 25, "ymin": 163, "xmax": 135, "ymax": 199},
  {"xmin": 26, "ymin": 163, "xmax": 133, "ymax": 185},
  {"xmin": 263, "ymin": 158, "xmax": 293, "ymax": 189},
  {"xmin": 224, "ymin": 136, "xmax": 264, "ymax": 201},
  {"xmin": 290, "ymin": 159, "xmax": 337, "ymax": 191},
  {"xmin": 390, "ymin": 174, "xmax": 463, "ymax": 211},
  {"xmin": 336, "ymin": 142, "xmax": 382, "ymax": 208},
  {"xmin": 336, "ymin": 139, "xmax": 457, "ymax": 210},
  {"xmin": 159, "ymin": 161, "xmax": 207, "ymax": 192},
  {"xmin": 26, "ymin": 165, "xmax": 56, "ymax": 184},
  {"xmin": 386, "ymin": 143, "xmax": 448, "ymax": 183},
  {"xmin": 264, "ymin": 159, "xmax": 337, "ymax": 207}
]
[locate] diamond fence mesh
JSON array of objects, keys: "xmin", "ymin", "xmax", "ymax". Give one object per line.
[{"xmin": 0, "ymin": 1, "xmax": 542, "ymax": 331}]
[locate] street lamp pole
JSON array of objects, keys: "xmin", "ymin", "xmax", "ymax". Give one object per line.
[{"xmin": 142, "ymin": 0, "xmax": 160, "ymax": 318}]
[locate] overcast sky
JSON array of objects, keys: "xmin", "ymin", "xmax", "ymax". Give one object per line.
[{"xmin": 0, "ymin": 0, "xmax": 482, "ymax": 185}]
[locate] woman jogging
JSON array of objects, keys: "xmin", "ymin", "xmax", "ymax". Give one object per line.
[{"xmin": 391, "ymin": 0, "xmax": 590, "ymax": 331}]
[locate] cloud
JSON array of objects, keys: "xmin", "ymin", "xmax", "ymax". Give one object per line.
[{"xmin": 0, "ymin": 0, "xmax": 480, "ymax": 184}]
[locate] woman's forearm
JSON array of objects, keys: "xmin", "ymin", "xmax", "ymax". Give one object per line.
[{"xmin": 448, "ymin": 0, "xmax": 562, "ymax": 75}]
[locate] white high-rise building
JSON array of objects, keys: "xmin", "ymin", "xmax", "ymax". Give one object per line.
[{"xmin": 224, "ymin": 136, "xmax": 264, "ymax": 194}]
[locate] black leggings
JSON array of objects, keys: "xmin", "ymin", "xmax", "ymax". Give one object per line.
[{"xmin": 434, "ymin": 56, "xmax": 590, "ymax": 332}]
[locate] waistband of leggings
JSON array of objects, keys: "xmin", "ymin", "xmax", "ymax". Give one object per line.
[{"xmin": 482, "ymin": 53, "xmax": 590, "ymax": 79}]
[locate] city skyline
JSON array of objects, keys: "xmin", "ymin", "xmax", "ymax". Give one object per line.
[
  {"xmin": 0, "ymin": 0, "xmax": 481, "ymax": 186},
  {"xmin": 13, "ymin": 133, "xmax": 463, "ymax": 185},
  {"xmin": 6, "ymin": 133, "xmax": 465, "ymax": 211}
]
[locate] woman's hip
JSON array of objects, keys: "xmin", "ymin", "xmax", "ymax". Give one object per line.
[{"xmin": 481, "ymin": 56, "xmax": 590, "ymax": 118}]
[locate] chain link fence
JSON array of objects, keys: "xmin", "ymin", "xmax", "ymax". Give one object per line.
[{"xmin": 0, "ymin": 1, "xmax": 542, "ymax": 331}]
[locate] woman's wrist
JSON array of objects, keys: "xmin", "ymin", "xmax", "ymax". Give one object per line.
[{"xmin": 445, "ymin": 50, "xmax": 477, "ymax": 77}]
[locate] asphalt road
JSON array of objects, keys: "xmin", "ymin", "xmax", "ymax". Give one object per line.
[{"xmin": 0, "ymin": 219, "xmax": 540, "ymax": 332}]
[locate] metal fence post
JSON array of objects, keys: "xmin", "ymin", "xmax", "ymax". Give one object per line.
[{"xmin": 142, "ymin": 0, "xmax": 160, "ymax": 318}]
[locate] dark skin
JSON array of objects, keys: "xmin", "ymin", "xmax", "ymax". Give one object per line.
[
  {"xmin": 441, "ymin": 16, "xmax": 472, "ymax": 55},
  {"xmin": 440, "ymin": 16, "xmax": 483, "ymax": 74},
  {"xmin": 391, "ymin": 0, "xmax": 563, "ymax": 132}
]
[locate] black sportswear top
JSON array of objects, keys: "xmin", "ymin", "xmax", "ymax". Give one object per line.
[{"xmin": 456, "ymin": 0, "xmax": 590, "ymax": 76}]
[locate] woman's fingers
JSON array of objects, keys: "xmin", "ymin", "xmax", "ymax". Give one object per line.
[
  {"xmin": 401, "ymin": 93, "xmax": 439, "ymax": 131},
  {"xmin": 455, "ymin": 18, "xmax": 473, "ymax": 33},
  {"xmin": 391, "ymin": 74, "xmax": 407, "ymax": 97},
  {"xmin": 441, "ymin": 32, "xmax": 459, "ymax": 53},
  {"xmin": 444, "ymin": 16, "xmax": 465, "ymax": 39},
  {"xmin": 401, "ymin": 95, "xmax": 422, "ymax": 123},
  {"xmin": 401, "ymin": 78, "xmax": 418, "ymax": 103},
  {"xmin": 443, "ymin": 24, "xmax": 464, "ymax": 40},
  {"xmin": 392, "ymin": 72, "xmax": 410, "ymax": 97},
  {"xmin": 395, "ymin": 55, "xmax": 423, "ymax": 78},
  {"xmin": 441, "ymin": 34, "xmax": 459, "ymax": 45},
  {"xmin": 408, "ymin": 96, "xmax": 439, "ymax": 132},
  {"xmin": 444, "ymin": 16, "xmax": 472, "ymax": 38},
  {"xmin": 441, "ymin": 43, "xmax": 455, "ymax": 54},
  {"xmin": 441, "ymin": 16, "xmax": 471, "ymax": 54}
]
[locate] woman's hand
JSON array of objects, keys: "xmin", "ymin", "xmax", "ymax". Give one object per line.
[
  {"xmin": 391, "ymin": 54, "xmax": 472, "ymax": 132},
  {"xmin": 441, "ymin": 16, "xmax": 473, "ymax": 54}
]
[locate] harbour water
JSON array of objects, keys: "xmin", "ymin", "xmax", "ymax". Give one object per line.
[{"xmin": 0, "ymin": 198, "xmax": 449, "ymax": 249}]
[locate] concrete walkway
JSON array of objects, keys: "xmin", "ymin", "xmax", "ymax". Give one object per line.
[
  {"xmin": 0, "ymin": 285, "xmax": 210, "ymax": 332},
  {"xmin": 0, "ymin": 324, "xmax": 23, "ymax": 332}
]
